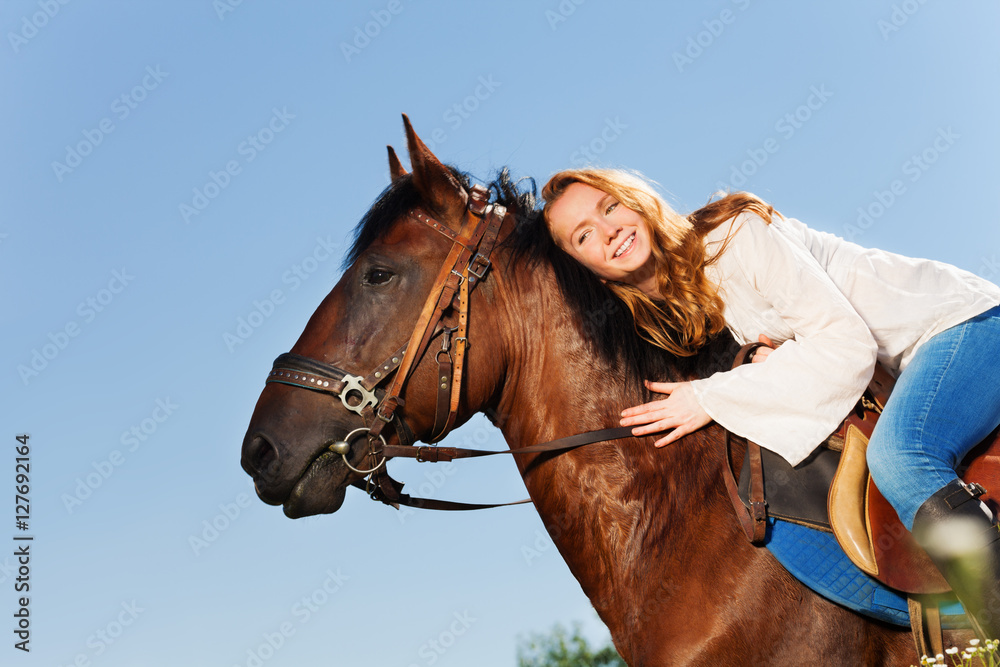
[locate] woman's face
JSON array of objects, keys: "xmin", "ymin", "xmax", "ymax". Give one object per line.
[{"xmin": 546, "ymin": 182, "xmax": 656, "ymax": 292}]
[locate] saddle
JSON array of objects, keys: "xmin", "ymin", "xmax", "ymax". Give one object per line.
[{"xmin": 723, "ymin": 344, "xmax": 1000, "ymax": 596}]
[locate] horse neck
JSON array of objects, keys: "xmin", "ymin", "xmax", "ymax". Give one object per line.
[{"xmin": 485, "ymin": 253, "xmax": 741, "ymax": 618}]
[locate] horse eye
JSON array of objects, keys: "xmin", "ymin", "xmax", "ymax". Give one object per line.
[{"xmin": 364, "ymin": 269, "xmax": 394, "ymax": 286}]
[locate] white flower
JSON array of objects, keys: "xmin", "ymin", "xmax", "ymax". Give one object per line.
[
  {"xmin": 970, "ymin": 638, "xmax": 981, "ymax": 647},
  {"xmin": 946, "ymin": 647, "xmax": 959, "ymax": 655}
]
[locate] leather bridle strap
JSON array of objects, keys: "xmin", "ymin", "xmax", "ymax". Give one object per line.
[
  {"xmin": 368, "ymin": 190, "xmax": 494, "ymax": 440},
  {"xmin": 383, "ymin": 426, "xmax": 636, "ymax": 463},
  {"xmin": 266, "ymin": 351, "xmax": 419, "ymax": 448},
  {"xmin": 359, "ymin": 426, "xmax": 637, "ymax": 510},
  {"xmin": 429, "ymin": 200, "xmax": 504, "ymax": 441},
  {"xmin": 351, "ymin": 477, "xmax": 532, "ymax": 511}
]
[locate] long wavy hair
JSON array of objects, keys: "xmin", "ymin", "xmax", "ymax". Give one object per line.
[{"xmin": 541, "ymin": 168, "xmax": 777, "ymax": 357}]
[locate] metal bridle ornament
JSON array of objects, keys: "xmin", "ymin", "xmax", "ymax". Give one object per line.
[{"xmin": 329, "ymin": 428, "xmax": 387, "ymax": 475}]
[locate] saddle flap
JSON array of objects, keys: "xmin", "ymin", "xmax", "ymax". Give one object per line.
[
  {"xmin": 828, "ymin": 420, "xmax": 880, "ymax": 576},
  {"xmin": 736, "ymin": 443, "xmax": 839, "ymax": 530}
]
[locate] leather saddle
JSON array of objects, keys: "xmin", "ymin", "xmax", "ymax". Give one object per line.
[{"xmin": 724, "ymin": 344, "xmax": 1000, "ymax": 595}]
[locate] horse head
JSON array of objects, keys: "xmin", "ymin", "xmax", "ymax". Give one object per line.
[{"xmin": 240, "ymin": 116, "xmax": 519, "ymax": 518}]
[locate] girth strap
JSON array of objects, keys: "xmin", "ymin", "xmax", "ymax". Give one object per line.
[{"xmin": 722, "ymin": 343, "xmax": 769, "ymax": 543}]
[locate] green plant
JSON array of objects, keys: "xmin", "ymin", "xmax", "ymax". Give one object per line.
[{"xmin": 516, "ymin": 622, "xmax": 626, "ymax": 667}]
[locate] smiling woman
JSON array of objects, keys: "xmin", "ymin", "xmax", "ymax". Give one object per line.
[
  {"xmin": 540, "ymin": 165, "xmax": 1000, "ymax": 641},
  {"xmin": 542, "ymin": 168, "xmax": 774, "ymax": 358}
]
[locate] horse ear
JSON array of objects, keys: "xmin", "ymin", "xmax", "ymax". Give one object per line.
[
  {"xmin": 387, "ymin": 145, "xmax": 407, "ymax": 182},
  {"xmin": 402, "ymin": 114, "xmax": 467, "ymax": 223}
]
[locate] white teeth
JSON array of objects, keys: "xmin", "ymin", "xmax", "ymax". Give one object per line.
[{"xmin": 614, "ymin": 233, "xmax": 635, "ymax": 258}]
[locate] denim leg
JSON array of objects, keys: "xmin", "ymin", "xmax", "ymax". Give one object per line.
[{"xmin": 867, "ymin": 305, "xmax": 1000, "ymax": 530}]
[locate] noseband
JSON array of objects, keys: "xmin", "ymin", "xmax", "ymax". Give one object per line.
[{"xmin": 264, "ymin": 184, "xmax": 507, "ymax": 504}]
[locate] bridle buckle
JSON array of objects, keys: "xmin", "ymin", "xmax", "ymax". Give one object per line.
[{"xmin": 467, "ymin": 253, "xmax": 490, "ymax": 282}]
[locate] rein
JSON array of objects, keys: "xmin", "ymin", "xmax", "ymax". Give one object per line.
[{"xmin": 265, "ymin": 185, "xmax": 637, "ymax": 511}]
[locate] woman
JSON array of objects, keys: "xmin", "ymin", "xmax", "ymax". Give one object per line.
[{"xmin": 543, "ymin": 168, "xmax": 1000, "ymax": 638}]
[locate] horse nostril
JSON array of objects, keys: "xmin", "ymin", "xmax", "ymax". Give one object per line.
[{"xmin": 244, "ymin": 433, "xmax": 279, "ymax": 477}]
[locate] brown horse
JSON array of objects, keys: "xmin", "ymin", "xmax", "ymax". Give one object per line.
[{"xmin": 240, "ymin": 117, "xmax": 967, "ymax": 665}]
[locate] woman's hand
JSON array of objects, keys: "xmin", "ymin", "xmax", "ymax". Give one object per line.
[
  {"xmin": 752, "ymin": 334, "xmax": 776, "ymax": 362},
  {"xmin": 621, "ymin": 334, "xmax": 777, "ymax": 448},
  {"xmin": 620, "ymin": 381, "xmax": 712, "ymax": 448}
]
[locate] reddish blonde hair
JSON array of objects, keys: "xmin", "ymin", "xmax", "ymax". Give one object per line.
[{"xmin": 542, "ymin": 168, "xmax": 776, "ymax": 356}]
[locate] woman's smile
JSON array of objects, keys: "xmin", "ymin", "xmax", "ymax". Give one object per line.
[{"xmin": 613, "ymin": 231, "xmax": 635, "ymax": 258}]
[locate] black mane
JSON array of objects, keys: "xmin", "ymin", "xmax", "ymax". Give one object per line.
[
  {"xmin": 344, "ymin": 166, "xmax": 736, "ymax": 387},
  {"xmin": 344, "ymin": 166, "xmax": 535, "ymax": 267}
]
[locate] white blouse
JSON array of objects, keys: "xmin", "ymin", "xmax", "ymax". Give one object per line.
[{"xmin": 688, "ymin": 211, "xmax": 1000, "ymax": 466}]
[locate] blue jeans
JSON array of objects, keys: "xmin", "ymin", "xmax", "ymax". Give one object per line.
[{"xmin": 867, "ymin": 304, "xmax": 1000, "ymax": 530}]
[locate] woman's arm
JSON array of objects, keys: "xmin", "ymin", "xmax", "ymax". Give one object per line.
[{"xmin": 624, "ymin": 213, "xmax": 878, "ymax": 464}]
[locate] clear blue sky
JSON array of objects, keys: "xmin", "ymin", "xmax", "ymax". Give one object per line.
[{"xmin": 2, "ymin": 1, "xmax": 999, "ymax": 665}]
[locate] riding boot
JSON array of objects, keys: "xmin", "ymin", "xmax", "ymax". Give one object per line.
[{"xmin": 912, "ymin": 479, "xmax": 1000, "ymax": 641}]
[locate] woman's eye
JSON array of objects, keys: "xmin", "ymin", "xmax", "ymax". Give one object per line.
[
  {"xmin": 605, "ymin": 202, "xmax": 618, "ymax": 216},
  {"xmin": 364, "ymin": 269, "xmax": 394, "ymax": 285},
  {"xmin": 578, "ymin": 230, "xmax": 591, "ymax": 244}
]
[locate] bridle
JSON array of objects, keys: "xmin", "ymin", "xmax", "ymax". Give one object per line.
[
  {"xmin": 264, "ymin": 184, "xmax": 515, "ymax": 507},
  {"xmin": 264, "ymin": 184, "xmax": 637, "ymax": 510}
]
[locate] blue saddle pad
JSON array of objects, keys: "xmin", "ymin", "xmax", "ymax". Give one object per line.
[{"xmin": 765, "ymin": 517, "xmax": 967, "ymax": 628}]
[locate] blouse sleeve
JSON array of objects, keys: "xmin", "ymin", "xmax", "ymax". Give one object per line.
[{"xmin": 688, "ymin": 213, "xmax": 878, "ymax": 466}]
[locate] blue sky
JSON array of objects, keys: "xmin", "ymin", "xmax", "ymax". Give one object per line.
[{"xmin": 2, "ymin": 1, "xmax": 999, "ymax": 665}]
